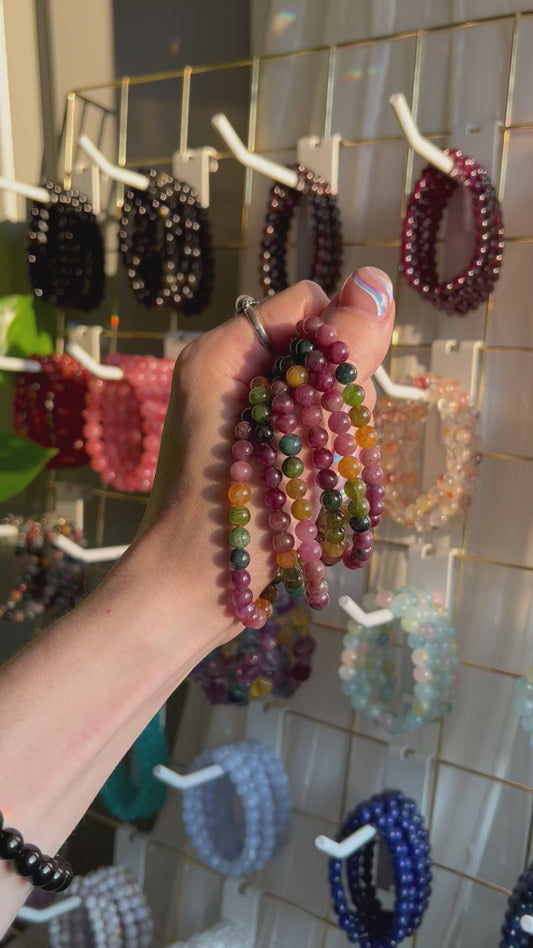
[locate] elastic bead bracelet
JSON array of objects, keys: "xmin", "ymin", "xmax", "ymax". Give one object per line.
[
  {"xmin": 401, "ymin": 149, "xmax": 504, "ymax": 316},
  {"xmin": 98, "ymin": 714, "xmax": 167, "ymax": 822},
  {"xmin": 170, "ymin": 920, "xmax": 251, "ymax": 948},
  {"xmin": 499, "ymin": 864, "xmax": 533, "ymax": 947},
  {"xmin": 84, "ymin": 353, "xmax": 174, "ymax": 493},
  {"xmin": 339, "ymin": 585, "xmax": 459, "ymax": 734},
  {"xmin": 514, "ymin": 666, "xmax": 533, "ymax": 748},
  {"xmin": 228, "ymin": 310, "xmax": 383, "ymax": 630},
  {"xmin": 328, "ymin": 790, "xmax": 432, "ymax": 946},
  {"xmin": 374, "ymin": 372, "xmax": 481, "ymax": 533},
  {"xmin": 0, "ymin": 810, "xmax": 72, "ymax": 892}
]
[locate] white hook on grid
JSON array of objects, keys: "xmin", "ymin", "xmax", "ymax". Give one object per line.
[
  {"xmin": 17, "ymin": 896, "xmax": 82, "ymax": 923},
  {"xmin": 65, "ymin": 342, "xmax": 123, "ymax": 380},
  {"xmin": 152, "ymin": 762, "xmax": 224, "ymax": 790},
  {"xmin": 0, "ymin": 524, "xmax": 128, "ymax": 565},
  {"xmin": 389, "ymin": 92, "xmax": 455, "ymax": 176},
  {"xmin": 315, "ymin": 822, "xmax": 377, "ymax": 859},
  {"xmin": 373, "ymin": 364, "xmax": 428, "ymax": 402},
  {"xmin": 0, "ymin": 177, "xmax": 51, "ymax": 204},
  {"xmin": 77, "ymin": 134, "xmax": 150, "ymax": 191},
  {"xmin": 211, "ymin": 113, "xmax": 299, "ymax": 189},
  {"xmin": 0, "ymin": 355, "xmax": 41, "ymax": 373}
]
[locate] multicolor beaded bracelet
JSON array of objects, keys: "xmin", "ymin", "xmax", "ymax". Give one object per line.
[
  {"xmin": 189, "ymin": 588, "xmax": 316, "ymax": 705},
  {"xmin": 328, "ymin": 790, "xmax": 432, "ymax": 945},
  {"xmin": 98, "ymin": 714, "xmax": 167, "ymax": 822},
  {"xmin": 228, "ymin": 312, "xmax": 383, "ymax": 630},
  {"xmin": 13, "ymin": 354, "xmax": 90, "ymax": 469},
  {"xmin": 0, "ymin": 809, "xmax": 72, "ymax": 891},
  {"xmin": 401, "ymin": 149, "xmax": 504, "ymax": 316},
  {"xmin": 499, "ymin": 864, "xmax": 533, "ymax": 947},
  {"xmin": 83, "ymin": 354, "xmax": 174, "ymax": 493},
  {"xmin": 259, "ymin": 164, "xmax": 342, "ymax": 297},
  {"xmin": 374, "ymin": 372, "xmax": 480, "ymax": 533},
  {"xmin": 338, "ymin": 585, "xmax": 458, "ymax": 734},
  {"xmin": 514, "ymin": 667, "xmax": 533, "ymax": 748}
]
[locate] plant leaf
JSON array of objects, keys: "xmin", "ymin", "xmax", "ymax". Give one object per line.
[
  {"xmin": 0, "ymin": 433, "xmax": 57, "ymax": 502},
  {"xmin": 0, "ymin": 294, "xmax": 54, "ymax": 360}
]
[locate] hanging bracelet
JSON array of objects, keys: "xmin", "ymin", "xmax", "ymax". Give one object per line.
[
  {"xmin": 499, "ymin": 864, "xmax": 533, "ymax": 947},
  {"xmin": 0, "ymin": 810, "xmax": 72, "ymax": 891},
  {"xmin": 98, "ymin": 713, "xmax": 168, "ymax": 822}
]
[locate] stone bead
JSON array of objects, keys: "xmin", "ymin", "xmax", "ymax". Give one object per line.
[
  {"xmin": 251, "ymin": 404, "xmax": 271, "ymax": 424},
  {"xmin": 255, "ymin": 423, "xmax": 275, "ymax": 442},
  {"xmin": 295, "ymin": 519, "xmax": 317, "ymax": 541},
  {"xmin": 350, "ymin": 515, "xmax": 371, "ymax": 533},
  {"xmin": 300, "ymin": 405, "xmax": 323, "ymax": 426},
  {"xmin": 265, "ymin": 488, "xmax": 286, "ymax": 509},
  {"xmin": 229, "ymin": 505, "xmax": 250, "ymax": 526},
  {"xmin": 321, "ymin": 389, "xmax": 344, "ymax": 411},
  {"xmin": 272, "ymin": 532, "xmax": 294, "ymax": 552},
  {"xmin": 255, "ymin": 443, "xmax": 277, "ymax": 466},
  {"xmin": 230, "ymin": 461, "xmax": 252, "ymax": 482},
  {"xmin": 255, "ymin": 598, "xmax": 273, "ymax": 618},
  {"xmin": 322, "ymin": 541, "xmax": 345, "ymax": 558},
  {"xmin": 0, "ymin": 828, "xmax": 23, "ymax": 858},
  {"xmin": 359, "ymin": 446, "xmax": 381, "ymax": 466},
  {"xmin": 298, "ymin": 540, "xmax": 322, "ymax": 561},
  {"xmin": 282, "ymin": 456, "xmax": 304, "ymax": 478},
  {"xmin": 231, "ymin": 548, "xmax": 250, "ymax": 569},
  {"xmin": 344, "ymin": 477, "xmax": 367, "ymax": 500},
  {"xmin": 229, "ymin": 526, "xmax": 250, "ymax": 548},
  {"xmin": 294, "ymin": 383, "xmax": 318, "ymax": 406},
  {"xmin": 306, "ymin": 349, "xmax": 326, "ymax": 372},
  {"xmin": 261, "ymin": 467, "xmax": 282, "ymax": 488},
  {"xmin": 349, "ymin": 405, "xmax": 371, "ymax": 427},
  {"xmin": 250, "ymin": 375, "xmax": 269, "ymax": 389},
  {"xmin": 338, "ymin": 456, "xmax": 361, "ymax": 479},
  {"xmin": 276, "ymin": 414, "xmax": 298, "ymax": 434},
  {"xmin": 291, "ymin": 499, "xmax": 313, "ymax": 520},
  {"xmin": 232, "ymin": 440, "xmax": 253, "ymax": 460},
  {"xmin": 342, "ymin": 383, "xmax": 365, "ymax": 406},
  {"xmin": 231, "ymin": 569, "xmax": 251, "ymax": 587},
  {"xmin": 249, "ymin": 677, "xmax": 273, "ymax": 698},
  {"xmin": 249, "ymin": 385, "xmax": 270, "ymax": 405},
  {"xmin": 269, "ymin": 510, "xmax": 291, "ymax": 532},
  {"xmin": 334, "ymin": 433, "xmax": 356, "ymax": 456},
  {"xmin": 272, "ymin": 393, "xmax": 293, "ymax": 414},
  {"xmin": 286, "ymin": 365, "xmax": 309, "ymax": 387},
  {"xmin": 316, "ymin": 468, "xmax": 338, "ymax": 490},
  {"xmin": 335, "ymin": 362, "xmax": 357, "ymax": 384},
  {"xmin": 286, "ymin": 478, "xmax": 307, "ymax": 499},
  {"xmin": 321, "ymin": 490, "xmax": 342, "ymax": 511},
  {"xmin": 315, "ymin": 323, "xmax": 337, "ymax": 347},
  {"xmin": 355, "ymin": 425, "xmax": 378, "ymax": 448},
  {"xmin": 277, "ymin": 550, "xmax": 299, "ymax": 569},
  {"xmin": 312, "ymin": 447, "xmax": 333, "ymax": 470},
  {"xmin": 348, "ymin": 497, "xmax": 370, "ymax": 518},
  {"xmin": 228, "ymin": 482, "xmax": 251, "ymax": 505},
  {"xmin": 328, "ymin": 411, "xmax": 351, "ymax": 434},
  {"xmin": 328, "ymin": 341, "xmax": 349, "ymax": 365},
  {"xmin": 279, "ymin": 434, "xmax": 302, "ymax": 456}
]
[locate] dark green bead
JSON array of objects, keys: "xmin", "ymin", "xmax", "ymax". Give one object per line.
[
  {"xmin": 343, "ymin": 383, "xmax": 365, "ymax": 407},
  {"xmin": 273, "ymin": 355, "xmax": 294, "ymax": 376},
  {"xmin": 350, "ymin": 515, "xmax": 371, "ymax": 533},
  {"xmin": 249, "ymin": 385, "xmax": 270, "ymax": 405},
  {"xmin": 279, "ymin": 434, "xmax": 302, "ymax": 456},
  {"xmin": 287, "ymin": 584, "xmax": 306, "ymax": 596},
  {"xmin": 241, "ymin": 407, "xmax": 253, "ymax": 423},
  {"xmin": 282, "ymin": 566, "xmax": 303, "ymax": 583},
  {"xmin": 321, "ymin": 489, "xmax": 343, "ymax": 511},
  {"xmin": 282, "ymin": 456, "xmax": 304, "ymax": 478},
  {"xmin": 255, "ymin": 423, "xmax": 274, "ymax": 442},
  {"xmin": 336, "ymin": 362, "xmax": 357, "ymax": 384},
  {"xmin": 229, "ymin": 526, "xmax": 250, "ymax": 548},
  {"xmin": 229, "ymin": 506, "xmax": 250, "ymax": 526},
  {"xmin": 290, "ymin": 337, "xmax": 315, "ymax": 364},
  {"xmin": 231, "ymin": 548, "xmax": 250, "ymax": 569},
  {"xmin": 251, "ymin": 404, "xmax": 271, "ymax": 423}
]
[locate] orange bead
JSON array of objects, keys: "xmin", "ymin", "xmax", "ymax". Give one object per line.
[
  {"xmin": 286, "ymin": 365, "xmax": 309, "ymax": 387},
  {"xmin": 276, "ymin": 550, "xmax": 299, "ymax": 569},
  {"xmin": 228, "ymin": 482, "xmax": 251, "ymax": 505},
  {"xmin": 255, "ymin": 598, "xmax": 273, "ymax": 618},
  {"xmin": 322, "ymin": 540, "xmax": 345, "ymax": 558},
  {"xmin": 286, "ymin": 478, "xmax": 307, "ymax": 499},
  {"xmin": 291, "ymin": 499, "xmax": 313, "ymax": 520},
  {"xmin": 355, "ymin": 425, "xmax": 378, "ymax": 448},
  {"xmin": 338, "ymin": 456, "xmax": 361, "ymax": 479},
  {"xmin": 250, "ymin": 375, "xmax": 269, "ymax": 389}
]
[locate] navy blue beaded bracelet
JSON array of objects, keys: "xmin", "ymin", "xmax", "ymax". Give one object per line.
[
  {"xmin": 500, "ymin": 864, "xmax": 533, "ymax": 947},
  {"xmin": 0, "ymin": 810, "xmax": 72, "ymax": 891},
  {"xmin": 328, "ymin": 790, "xmax": 432, "ymax": 946}
]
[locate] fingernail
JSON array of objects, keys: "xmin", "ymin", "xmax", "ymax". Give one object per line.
[{"xmin": 341, "ymin": 266, "xmax": 393, "ymax": 319}]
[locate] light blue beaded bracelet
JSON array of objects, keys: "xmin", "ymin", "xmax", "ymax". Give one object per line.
[
  {"xmin": 182, "ymin": 740, "xmax": 292, "ymax": 876},
  {"xmin": 338, "ymin": 584, "xmax": 459, "ymax": 734},
  {"xmin": 98, "ymin": 713, "xmax": 168, "ymax": 822},
  {"xmin": 514, "ymin": 666, "xmax": 533, "ymax": 747}
]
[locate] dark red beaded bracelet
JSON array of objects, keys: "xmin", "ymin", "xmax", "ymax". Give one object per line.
[
  {"xmin": 401, "ymin": 149, "xmax": 504, "ymax": 316},
  {"xmin": 259, "ymin": 164, "xmax": 342, "ymax": 298},
  {"xmin": 0, "ymin": 810, "xmax": 73, "ymax": 891}
]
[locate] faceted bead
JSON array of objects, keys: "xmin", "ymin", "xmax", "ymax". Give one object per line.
[
  {"xmin": 349, "ymin": 405, "xmax": 371, "ymax": 427},
  {"xmin": 286, "ymin": 365, "xmax": 309, "ymax": 387},
  {"xmin": 338, "ymin": 456, "xmax": 361, "ymax": 479},
  {"xmin": 335, "ymin": 362, "xmax": 357, "ymax": 384},
  {"xmin": 286, "ymin": 478, "xmax": 307, "ymax": 499},
  {"xmin": 229, "ymin": 526, "xmax": 250, "ymax": 548},
  {"xmin": 228, "ymin": 482, "xmax": 251, "ymax": 505},
  {"xmin": 277, "ymin": 550, "xmax": 299, "ymax": 569},
  {"xmin": 292, "ymin": 499, "xmax": 313, "ymax": 520},
  {"xmin": 231, "ymin": 548, "xmax": 250, "ymax": 569},
  {"xmin": 282, "ymin": 456, "xmax": 304, "ymax": 478},
  {"xmin": 279, "ymin": 434, "xmax": 302, "ymax": 456},
  {"xmin": 229, "ymin": 506, "xmax": 250, "ymax": 526},
  {"xmin": 355, "ymin": 425, "xmax": 378, "ymax": 448}
]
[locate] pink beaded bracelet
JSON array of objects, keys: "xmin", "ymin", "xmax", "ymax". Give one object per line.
[{"xmin": 83, "ymin": 354, "xmax": 174, "ymax": 493}]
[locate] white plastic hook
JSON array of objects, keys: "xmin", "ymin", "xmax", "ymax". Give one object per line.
[
  {"xmin": 66, "ymin": 342, "xmax": 123, "ymax": 380},
  {"xmin": 152, "ymin": 762, "xmax": 224, "ymax": 791},
  {"xmin": 77, "ymin": 135, "xmax": 149, "ymax": 191},
  {"xmin": 0, "ymin": 524, "xmax": 127, "ymax": 565},
  {"xmin": 339, "ymin": 595, "xmax": 394, "ymax": 628},
  {"xmin": 17, "ymin": 896, "xmax": 82, "ymax": 923},
  {"xmin": 315, "ymin": 823, "xmax": 377, "ymax": 859},
  {"xmin": 211, "ymin": 113, "xmax": 299, "ymax": 189},
  {"xmin": 0, "ymin": 355, "xmax": 41, "ymax": 373},
  {"xmin": 0, "ymin": 177, "xmax": 51, "ymax": 204},
  {"xmin": 373, "ymin": 365, "xmax": 427, "ymax": 402},
  {"xmin": 389, "ymin": 93, "xmax": 455, "ymax": 176}
]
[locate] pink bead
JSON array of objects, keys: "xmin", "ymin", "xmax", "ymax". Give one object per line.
[
  {"xmin": 295, "ymin": 519, "xmax": 318, "ymax": 541},
  {"xmin": 328, "ymin": 411, "xmax": 350, "ymax": 434},
  {"xmin": 327, "ymin": 341, "xmax": 349, "ymax": 364},
  {"xmin": 231, "ymin": 570, "xmax": 251, "ymax": 588},
  {"xmin": 270, "ymin": 379, "xmax": 289, "ymax": 396},
  {"xmin": 235, "ymin": 421, "xmax": 253, "ymax": 440},
  {"xmin": 308, "ymin": 591, "xmax": 329, "ymax": 609},
  {"xmin": 359, "ymin": 446, "xmax": 381, "ymax": 465},
  {"xmin": 312, "ymin": 447, "xmax": 333, "ymax": 470},
  {"xmin": 341, "ymin": 649, "xmax": 357, "ymax": 664},
  {"xmin": 298, "ymin": 540, "xmax": 322, "ymax": 561},
  {"xmin": 230, "ymin": 461, "xmax": 252, "ymax": 482},
  {"xmin": 269, "ymin": 510, "xmax": 291, "ymax": 532},
  {"xmin": 303, "ymin": 561, "xmax": 326, "ymax": 581},
  {"xmin": 366, "ymin": 484, "xmax": 385, "ymax": 503},
  {"xmin": 354, "ymin": 531, "xmax": 373, "ymax": 549},
  {"xmin": 315, "ymin": 323, "xmax": 337, "ymax": 347},
  {"xmin": 302, "ymin": 315, "xmax": 324, "ymax": 335},
  {"xmin": 232, "ymin": 588, "xmax": 253, "ymax": 607},
  {"xmin": 307, "ymin": 426, "xmax": 328, "ymax": 448},
  {"xmin": 414, "ymin": 667, "xmax": 433, "ymax": 683},
  {"xmin": 369, "ymin": 499, "xmax": 384, "ymax": 517},
  {"xmin": 300, "ymin": 405, "xmax": 323, "ymax": 426},
  {"xmin": 272, "ymin": 532, "xmax": 295, "ymax": 552},
  {"xmin": 317, "ymin": 469, "xmax": 338, "ymax": 489},
  {"xmin": 334, "ymin": 433, "xmax": 355, "ymax": 456},
  {"xmin": 261, "ymin": 467, "xmax": 282, "ymax": 488},
  {"xmin": 236, "ymin": 603, "xmax": 258, "ymax": 624},
  {"xmin": 362, "ymin": 466, "xmax": 384, "ymax": 486},
  {"xmin": 265, "ymin": 488, "xmax": 286, "ymax": 509},
  {"xmin": 306, "ymin": 350, "xmax": 326, "ymax": 372},
  {"xmin": 294, "ymin": 384, "xmax": 318, "ymax": 406},
  {"xmin": 276, "ymin": 414, "xmax": 298, "ymax": 434},
  {"xmin": 255, "ymin": 443, "xmax": 277, "ymax": 466},
  {"xmin": 321, "ymin": 389, "xmax": 344, "ymax": 411},
  {"xmin": 247, "ymin": 612, "xmax": 267, "ymax": 630},
  {"xmin": 314, "ymin": 368, "xmax": 336, "ymax": 392},
  {"xmin": 295, "ymin": 318, "xmax": 305, "ymax": 334},
  {"xmin": 272, "ymin": 393, "xmax": 293, "ymax": 414}
]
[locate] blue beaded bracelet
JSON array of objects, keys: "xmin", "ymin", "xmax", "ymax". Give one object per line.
[
  {"xmin": 500, "ymin": 864, "xmax": 533, "ymax": 947},
  {"xmin": 328, "ymin": 790, "xmax": 432, "ymax": 946},
  {"xmin": 98, "ymin": 713, "xmax": 168, "ymax": 821},
  {"xmin": 182, "ymin": 740, "xmax": 292, "ymax": 875}
]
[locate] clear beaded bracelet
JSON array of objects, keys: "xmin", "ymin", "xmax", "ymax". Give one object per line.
[{"xmin": 338, "ymin": 585, "xmax": 459, "ymax": 734}]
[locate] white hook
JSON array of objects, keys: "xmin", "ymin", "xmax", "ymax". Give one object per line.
[
  {"xmin": 66, "ymin": 343, "xmax": 123, "ymax": 380},
  {"xmin": 152, "ymin": 762, "xmax": 224, "ymax": 791},
  {"xmin": 373, "ymin": 365, "xmax": 428, "ymax": 402},
  {"xmin": 315, "ymin": 823, "xmax": 377, "ymax": 859},
  {"xmin": 17, "ymin": 896, "xmax": 82, "ymax": 923},
  {"xmin": 389, "ymin": 93, "xmax": 455, "ymax": 176},
  {"xmin": 339, "ymin": 595, "xmax": 394, "ymax": 628},
  {"xmin": 0, "ymin": 177, "xmax": 51, "ymax": 204},
  {"xmin": 52, "ymin": 534, "xmax": 128, "ymax": 564},
  {"xmin": 211, "ymin": 113, "xmax": 299, "ymax": 189},
  {"xmin": 0, "ymin": 355, "xmax": 41, "ymax": 373},
  {"xmin": 77, "ymin": 135, "xmax": 150, "ymax": 191}
]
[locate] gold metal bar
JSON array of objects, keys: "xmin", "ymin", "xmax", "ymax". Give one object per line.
[
  {"xmin": 324, "ymin": 46, "xmax": 337, "ymax": 138},
  {"xmin": 460, "ymin": 553, "xmax": 533, "ymax": 572},
  {"xmin": 437, "ymin": 757, "xmax": 532, "ymax": 793},
  {"xmin": 116, "ymin": 76, "xmax": 130, "ymax": 209},
  {"xmin": 498, "ymin": 12, "xmax": 521, "ymax": 199},
  {"xmin": 63, "ymin": 92, "xmax": 76, "ymax": 190},
  {"xmin": 242, "ymin": 57, "xmax": 260, "ymax": 235},
  {"xmin": 459, "ymin": 658, "xmax": 521, "ymax": 678},
  {"xmin": 91, "ymin": 487, "xmax": 149, "ymax": 505},
  {"xmin": 430, "ymin": 861, "xmax": 512, "ymax": 896},
  {"xmin": 481, "ymin": 449, "xmax": 533, "ymax": 463},
  {"xmin": 179, "ymin": 66, "xmax": 192, "ymax": 154}
]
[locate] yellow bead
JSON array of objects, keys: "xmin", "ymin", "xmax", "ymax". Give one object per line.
[
  {"xmin": 286, "ymin": 478, "xmax": 307, "ymax": 499},
  {"xmin": 228, "ymin": 482, "xmax": 251, "ymax": 505},
  {"xmin": 249, "ymin": 677, "xmax": 273, "ymax": 699},
  {"xmin": 338, "ymin": 456, "xmax": 361, "ymax": 479},
  {"xmin": 255, "ymin": 598, "xmax": 273, "ymax": 618},
  {"xmin": 250, "ymin": 375, "xmax": 269, "ymax": 389},
  {"xmin": 349, "ymin": 405, "xmax": 371, "ymax": 428},
  {"xmin": 322, "ymin": 540, "xmax": 344, "ymax": 558},
  {"xmin": 286, "ymin": 365, "xmax": 309, "ymax": 387},
  {"xmin": 291, "ymin": 604, "xmax": 311, "ymax": 626},
  {"xmin": 355, "ymin": 425, "xmax": 378, "ymax": 448},
  {"xmin": 291, "ymin": 499, "xmax": 313, "ymax": 520},
  {"xmin": 276, "ymin": 550, "xmax": 299, "ymax": 569},
  {"xmin": 277, "ymin": 626, "xmax": 293, "ymax": 645}
]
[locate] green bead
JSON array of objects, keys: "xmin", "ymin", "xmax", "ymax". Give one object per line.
[
  {"xmin": 344, "ymin": 478, "xmax": 366, "ymax": 500},
  {"xmin": 336, "ymin": 362, "xmax": 357, "ymax": 384},
  {"xmin": 348, "ymin": 497, "xmax": 370, "ymax": 518},
  {"xmin": 287, "ymin": 584, "xmax": 306, "ymax": 596},
  {"xmin": 326, "ymin": 525, "xmax": 346, "ymax": 543},
  {"xmin": 251, "ymin": 404, "xmax": 271, "ymax": 423},
  {"xmin": 327, "ymin": 510, "xmax": 345, "ymax": 527},
  {"xmin": 229, "ymin": 526, "xmax": 250, "ymax": 548},
  {"xmin": 249, "ymin": 385, "xmax": 270, "ymax": 405},
  {"xmin": 279, "ymin": 434, "xmax": 302, "ymax": 456},
  {"xmin": 282, "ymin": 566, "xmax": 303, "ymax": 583},
  {"xmin": 282, "ymin": 456, "xmax": 304, "ymax": 478},
  {"xmin": 231, "ymin": 548, "xmax": 250, "ymax": 569},
  {"xmin": 229, "ymin": 505, "xmax": 250, "ymax": 526},
  {"xmin": 342, "ymin": 383, "xmax": 365, "ymax": 407},
  {"xmin": 321, "ymin": 489, "xmax": 342, "ymax": 511}
]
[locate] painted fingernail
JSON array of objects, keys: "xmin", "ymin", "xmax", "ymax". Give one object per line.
[{"xmin": 344, "ymin": 267, "xmax": 394, "ymax": 319}]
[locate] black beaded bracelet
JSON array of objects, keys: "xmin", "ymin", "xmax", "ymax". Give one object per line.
[{"xmin": 0, "ymin": 810, "xmax": 73, "ymax": 891}]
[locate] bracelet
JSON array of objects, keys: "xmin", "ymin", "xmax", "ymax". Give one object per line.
[
  {"xmin": 339, "ymin": 585, "xmax": 458, "ymax": 734},
  {"xmin": 84, "ymin": 354, "xmax": 174, "ymax": 493},
  {"xmin": 229, "ymin": 307, "xmax": 383, "ymax": 630},
  {"xmin": 329, "ymin": 790, "xmax": 432, "ymax": 946},
  {"xmin": 98, "ymin": 714, "xmax": 168, "ymax": 822},
  {"xmin": 13, "ymin": 354, "xmax": 89, "ymax": 468},
  {"xmin": 374, "ymin": 372, "xmax": 480, "ymax": 533},
  {"xmin": 182, "ymin": 740, "xmax": 292, "ymax": 875},
  {"xmin": 28, "ymin": 181, "xmax": 105, "ymax": 311},
  {"xmin": 259, "ymin": 164, "xmax": 342, "ymax": 297},
  {"xmin": 119, "ymin": 170, "xmax": 214, "ymax": 315},
  {"xmin": 170, "ymin": 921, "xmax": 251, "ymax": 947},
  {"xmin": 0, "ymin": 809, "xmax": 72, "ymax": 892},
  {"xmin": 401, "ymin": 149, "xmax": 504, "ymax": 316},
  {"xmin": 514, "ymin": 667, "xmax": 533, "ymax": 747},
  {"xmin": 0, "ymin": 513, "xmax": 89, "ymax": 624},
  {"xmin": 499, "ymin": 864, "xmax": 533, "ymax": 947},
  {"xmin": 188, "ymin": 587, "xmax": 316, "ymax": 705}
]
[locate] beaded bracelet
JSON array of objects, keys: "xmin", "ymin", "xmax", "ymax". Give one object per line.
[
  {"xmin": 514, "ymin": 667, "xmax": 533, "ymax": 748},
  {"xmin": 499, "ymin": 864, "xmax": 533, "ymax": 947},
  {"xmin": 374, "ymin": 372, "xmax": 480, "ymax": 533},
  {"xmin": 0, "ymin": 809, "xmax": 72, "ymax": 891},
  {"xmin": 98, "ymin": 714, "xmax": 168, "ymax": 822},
  {"xmin": 13, "ymin": 354, "xmax": 90, "ymax": 468},
  {"xmin": 84, "ymin": 354, "xmax": 174, "ymax": 493},
  {"xmin": 182, "ymin": 740, "xmax": 292, "ymax": 876},
  {"xmin": 339, "ymin": 585, "xmax": 458, "ymax": 734},
  {"xmin": 189, "ymin": 587, "xmax": 316, "ymax": 705},
  {"xmin": 170, "ymin": 921, "xmax": 251, "ymax": 948},
  {"xmin": 28, "ymin": 181, "xmax": 105, "ymax": 311},
  {"xmin": 329, "ymin": 790, "xmax": 432, "ymax": 945},
  {"xmin": 119, "ymin": 169, "xmax": 214, "ymax": 315},
  {"xmin": 228, "ymin": 311, "xmax": 383, "ymax": 631},
  {"xmin": 259, "ymin": 164, "xmax": 342, "ymax": 297},
  {"xmin": 0, "ymin": 514, "xmax": 89, "ymax": 624},
  {"xmin": 401, "ymin": 149, "xmax": 504, "ymax": 316}
]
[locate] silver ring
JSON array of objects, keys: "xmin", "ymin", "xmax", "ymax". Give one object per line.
[{"xmin": 235, "ymin": 295, "xmax": 274, "ymax": 352}]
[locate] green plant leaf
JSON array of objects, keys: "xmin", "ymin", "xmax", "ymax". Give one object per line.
[
  {"xmin": 0, "ymin": 433, "xmax": 57, "ymax": 502},
  {"xmin": 0, "ymin": 294, "xmax": 54, "ymax": 359}
]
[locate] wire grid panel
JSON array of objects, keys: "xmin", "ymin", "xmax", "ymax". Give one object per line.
[{"xmin": 62, "ymin": 9, "xmax": 533, "ymax": 947}]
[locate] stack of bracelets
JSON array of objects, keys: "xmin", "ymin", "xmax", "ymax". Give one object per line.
[
  {"xmin": 182, "ymin": 740, "xmax": 292, "ymax": 875},
  {"xmin": 0, "ymin": 514, "xmax": 89, "ymax": 624},
  {"xmin": 401, "ymin": 149, "xmax": 504, "ymax": 316},
  {"xmin": 338, "ymin": 585, "xmax": 458, "ymax": 734},
  {"xmin": 84, "ymin": 354, "xmax": 174, "ymax": 493},
  {"xmin": 119, "ymin": 170, "xmax": 214, "ymax": 314},
  {"xmin": 171, "ymin": 921, "xmax": 251, "ymax": 948},
  {"xmin": 48, "ymin": 865, "xmax": 153, "ymax": 948},
  {"xmin": 500, "ymin": 864, "xmax": 533, "ymax": 947},
  {"xmin": 98, "ymin": 713, "xmax": 167, "ymax": 822},
  {"xmin": 374, "ymin": 372, "xmax": 480, "ymax": 533},
  {"xmin": 228, "ymin": 308, "xmax": 383, "ymax": 631},
  {"xmin": 328, "ymin": 790, "xmax": 432, "ymax": 946},
  {"xmin": 259, "ymin": 164, "xmax": 342, "ymax": 297},
  {"xmin": 189, "ymin": 587, "xmax": 315, "ymax": 705},
  {"xmin": 0, "ymin": 809, "xmax": 72, "ymax": 892},
  {"xmin": 28, "ymin": 181, "xmax": 105, "ymax": 311},
  {"xmin": 514, "ymin": 666, "xmax": 533, "ymax": 748},
  {"xmin": 13, "ymin": 354, "xmax": 90, "ymax": 468}
]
